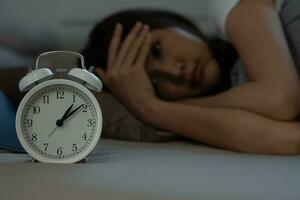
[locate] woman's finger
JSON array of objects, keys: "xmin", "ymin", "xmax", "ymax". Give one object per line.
[
  {"xmin": 124, "ymin": 25, "xmax": 149, "ymax": 66},
  {"xmin": 135, "ymin": 33, "xmax": 152, "ymax": 66},
  {"xmin": 115, "ymin": 22, "xmax": 143, "ymax": 66},
  {"xmin": 107, "ymin": 23, "xmax": 122, "ymax": 69}
]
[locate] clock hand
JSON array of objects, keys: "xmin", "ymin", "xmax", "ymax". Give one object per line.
[
  {"xmin": 48, "ymin": 126, "xmax": 58, "ymax": 138},
  {"xmin": 64, "ymin": 104, "xmax": 84, "ymax": 120},
  {"xmin": 49, "ymin": 104, "xmax": 83, "ymax": 137},
  {"xmin": 61, "ymin": 104, "xmax": 74, "ymax": 120},
  {"xmin": 56, "ymin": 104, "xmax": 74, "ymax": 127}
]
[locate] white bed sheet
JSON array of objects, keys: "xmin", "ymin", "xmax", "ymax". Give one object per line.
[{"xmin": 0, "ymin": 139, "xmax": 300, "ymax": 200}]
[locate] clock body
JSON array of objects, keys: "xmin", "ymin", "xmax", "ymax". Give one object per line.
[{"xmin": 16, "ymin": 79, "xmax": 102, "ymax": 163}]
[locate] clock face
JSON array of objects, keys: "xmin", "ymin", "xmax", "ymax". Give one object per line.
[{"xmin": 16, "ymin": 79, "xmax": 102, "ymax": 163}]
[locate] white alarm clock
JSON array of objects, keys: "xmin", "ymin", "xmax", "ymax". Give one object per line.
[{"xmin": 16, "ymin": 51, "xmax": 103, "ymax": 163}]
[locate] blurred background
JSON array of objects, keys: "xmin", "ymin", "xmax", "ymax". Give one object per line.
[{"xmin": 0, "ymin": 0, "xmax": 212, "ymax": 69}]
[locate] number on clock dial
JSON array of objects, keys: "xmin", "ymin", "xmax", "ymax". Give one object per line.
[{"xmin": 22, "ymin": 86, "xmax": 97, "ymax": 159}]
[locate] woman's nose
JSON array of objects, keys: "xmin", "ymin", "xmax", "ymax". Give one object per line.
[
  {"xmin": 179, "ymin": 62, "xmax": 195, "ymax": 81},
  {"xmin": 154, "ymin": 60, "xmax": 194, "ymax": 81},
  {"xmin": 153, "ymin": 61, "xmax": 182, "ymax": 77},
  {"xmin": 172, "ymin": 61, "xmax": 194, "ymax": 81},
  {"xmin": 167, "ymin": 61, "xmax": 185, "ymax": 77}
]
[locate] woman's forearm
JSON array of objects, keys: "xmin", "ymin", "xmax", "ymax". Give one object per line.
[
  {"xmin": 177, "ymin": 0, "xmax": 300, "ymax": 122},
  {"xmin": 176, "ymin": 81, "xmax": 300, "ymax": 121},
  {"xmin": 139, "ymin": 99, "xmax": 300, "ymax": 155},
  {"xmin": 201, "ymin": 0, "xmax": 300, "ymax": 121}
]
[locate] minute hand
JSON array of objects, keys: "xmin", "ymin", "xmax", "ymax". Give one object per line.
[
  {"xmin": 60, "ymin": 104, "xmax": 74, "ymax": 121},
  {"xmin": 56, "ymin": 104, "xmax": 74, "ymax": 127}
]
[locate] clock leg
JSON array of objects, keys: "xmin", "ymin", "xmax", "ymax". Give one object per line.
[
  {"xmin": 27, "ymin": 157, "xmax": 89, "ymax": 163},
  {"xmin": 77, "ymin": 157, "xmax": 88, "ymax": 164},
  {"xmin": 28, "ymin": 158, "xmax": 39, "ymax": 163}
]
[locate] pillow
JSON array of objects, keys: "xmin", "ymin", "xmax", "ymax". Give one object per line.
[
  {"xmin": 0, "ymin": 90, "xmax": 25, "ymax": 153},
  {"xmin": 94, "ymin": 92, "xmax": 178, "ymax": 142}
]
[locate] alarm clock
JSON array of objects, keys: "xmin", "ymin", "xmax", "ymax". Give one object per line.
[{"xmin": 15, "ymin": 51, "xmax": 103, "ymax": 163}]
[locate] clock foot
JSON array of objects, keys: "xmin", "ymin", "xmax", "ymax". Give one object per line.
[
  {"xmin": 28, "ymin": 158, "xmax": 39, "ymax": 163},
  {"xmin": 27, "ymin": 157, "xmax": 89, "ymax": 163},
  {"xmin": 77, "ymin": 157, "xmax": 88, "ymax": 163}
]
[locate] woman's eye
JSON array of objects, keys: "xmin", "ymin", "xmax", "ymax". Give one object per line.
[{"xmin": 151, "ymin": 41, "xmax": 162, "ymax": 59}]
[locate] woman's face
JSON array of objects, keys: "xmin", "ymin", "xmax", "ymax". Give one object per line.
[{"xmin": 146, "ymin": 27, "xmax": 221, "ymax": 100}]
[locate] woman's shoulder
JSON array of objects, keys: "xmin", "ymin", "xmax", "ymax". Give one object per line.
[
  {"xmin": 208, "ymin": 0, "xmax": 286, "ymax": 40},
  {"xmin": 208, "ymin": 0, "xmax": 239, "ymax": 39}
]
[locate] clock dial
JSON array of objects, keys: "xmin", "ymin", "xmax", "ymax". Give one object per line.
[{"xmin": 21, "ymin": 84, "xmax": 98, "ymax": 160}]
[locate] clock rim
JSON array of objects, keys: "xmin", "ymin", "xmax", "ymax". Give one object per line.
[{"xmin": 16, "ymin": 79, "xmax": 103, "ymax": 163}]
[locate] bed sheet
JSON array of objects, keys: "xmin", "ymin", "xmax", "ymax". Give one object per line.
[{"xmin": 0, "ymin": 139, "xmax": 300, "ymax": 200}]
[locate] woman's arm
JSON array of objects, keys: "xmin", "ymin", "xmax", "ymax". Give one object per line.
[
  {"xmin": 177, "ymin": 0, "xmax": 300, "ymax": 121},
  {"xmin": 94, "ymin": 20, "xmax": 300, "ymax": 155},
  {"xmin": 138, "ymin": 99, "xmax": 300, "ymax": 155}
]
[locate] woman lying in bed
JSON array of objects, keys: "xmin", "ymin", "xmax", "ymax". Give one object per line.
[{"xmin": 82, "ymin": 1, "xmax": 300, "ymax": 155}]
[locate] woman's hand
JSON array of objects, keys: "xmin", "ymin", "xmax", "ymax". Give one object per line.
[{"xmin": 95, "ymin": 22, "xmax": 157, "ymax": 115}]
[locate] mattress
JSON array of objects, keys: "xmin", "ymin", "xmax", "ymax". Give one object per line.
[{"xmin": 0, "ymin": 138, "xmax": 300, "ymax": 200}]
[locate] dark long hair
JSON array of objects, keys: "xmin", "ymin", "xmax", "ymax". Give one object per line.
[{"xmin": 81, "ymin": 8, "xmax": 238, "ymax": 95}]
